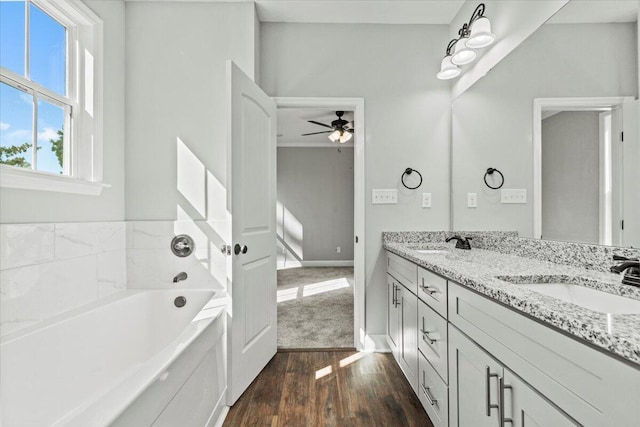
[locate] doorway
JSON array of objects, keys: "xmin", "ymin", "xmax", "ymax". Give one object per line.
[
  {"xmin": 533, "ymin": 96, "xmax": 636, "ymax": 245},
  {"xmin": 274, "ymin": 97, "xmax": 365, "ymax": 350}
]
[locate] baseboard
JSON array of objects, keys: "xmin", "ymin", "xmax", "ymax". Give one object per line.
[
  {"xmin": 278, "ymin": 260, "xmax": 354, "ymax": 268},
  {"xmin": 365, "ymin": 334, "xmax": 392, "ymax": 353},
  {"xmin": 207, "ymin": 389, "xmax": 229, "ymax": 427}
]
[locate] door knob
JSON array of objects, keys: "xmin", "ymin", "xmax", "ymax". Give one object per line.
[{"xmin": 234, "ymin": 244, "xmax": 248, "ymax": 255}]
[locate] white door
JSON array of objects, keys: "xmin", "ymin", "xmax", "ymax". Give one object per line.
[
  {"xmin": 622, "ymin": 100, "xmax": 640, "ymax": 247},
  {"xmin": 226, "ymin": 61, "xmax": 277, "ymax": 405}
]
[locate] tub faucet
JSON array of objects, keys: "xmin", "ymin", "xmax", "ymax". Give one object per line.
[
  {"xmin": 610, "ymin": 255, "xmax": 640, "ymax": 287},
  {"xmin": 446, "ymin": 235, "xmax": 472, "ymax": 250},
  {"xmin": 173, "ymin": 272, "xmax": 188, "ymax": 283}
]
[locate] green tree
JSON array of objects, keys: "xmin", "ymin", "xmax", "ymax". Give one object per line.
[
  {"xmin": 0, "ymin": 142, "xmax": 32, "ymax": 168},
  {"xmin": 50, "ymin": 130, "xmax": 63, "ymax": 168}
]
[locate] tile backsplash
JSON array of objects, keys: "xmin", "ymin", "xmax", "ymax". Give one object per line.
[
  {"xmin": 0, "ymin": 222, "xmax": 127, "ymax": 337},
  {"xmin": 1, "ymin": 219, "xmax": 227, "ymax": 338}
]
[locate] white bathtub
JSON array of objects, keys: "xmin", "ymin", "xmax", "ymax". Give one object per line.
[{"xmin": 0, "ymin": 289, "xmax": 228, "ymax": 427}]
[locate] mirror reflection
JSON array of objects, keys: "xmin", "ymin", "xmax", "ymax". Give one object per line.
[{"xmin": 451, "ymin": 0, "xmax": 639, "ymax": 247}]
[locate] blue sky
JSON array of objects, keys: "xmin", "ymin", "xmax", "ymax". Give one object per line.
[{"xmin": 1, "ymin": 0, "xmax": 66, "ymax": 174}]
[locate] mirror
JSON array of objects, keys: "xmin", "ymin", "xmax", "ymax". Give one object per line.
[{"xmin": 451, "ymin": 0, "xmax": 639, "ymax": 247}]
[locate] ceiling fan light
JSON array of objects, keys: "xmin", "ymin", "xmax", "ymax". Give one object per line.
[
  {"xmin": 466, "ymin": 17, "xmax": 495, "ymax": 49},
  {"xmin": 437, "ymin": 56, "xmax": 461, "ymax": 80},
  {"xmin": 339, "ymin": 131, "xmax": 353, "ymax": 143},
  {"xmin": 328, "ymin": 130, "xmax": 341, "ymax": 142},
  {"xmin": 451, "ymin": 37, "xmax": 476, "ymax": 65}
]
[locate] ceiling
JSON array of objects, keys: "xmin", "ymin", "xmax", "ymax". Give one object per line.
[
  {"xmin": 255, "ymin": 0, "xmax": 465, "ymax": 25},
  {"xmin": 548, "ymin": 0, "xmax": 638, "ymax": 23},
  {"xmin": 277, "ymin": 108, "xmax": 355, "ymax": 147}
]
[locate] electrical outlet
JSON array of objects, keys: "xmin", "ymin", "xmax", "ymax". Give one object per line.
[
  {"xmin": 501, "ymin": 189, "xmax": 527, "ymax": 204},
  {"xmin": 422, "ymin": 193, "xmax": 432, "ymax": 208},
  {"xmin": 372, "ymin": 189, "xmax": 398, "ymax": 204},
  {"xmin": 336, "ymin": 246, "xmax": 341, "ymax": 253},
  {"xmin": 467, "ymin": 193, "xmax": 477, "ymax": 208}
]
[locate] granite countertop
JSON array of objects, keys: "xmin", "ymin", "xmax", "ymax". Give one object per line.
[{"xmin": 384, "ymin": 242, "xmax": 640, "ymax": 367}]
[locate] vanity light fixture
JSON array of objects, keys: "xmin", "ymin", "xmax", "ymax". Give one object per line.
[{"xmin": 437, "ymin": 3, "xmax": 496, "ymax": 79}]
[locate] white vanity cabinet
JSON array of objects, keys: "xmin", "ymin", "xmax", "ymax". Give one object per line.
[
  {"xmin": 448, "ymin": 281, "xmax": 640, "ymax": 427},
  {"xmin": 385, "ymin": 249, "xmax": 640, "ymax": 427},
  {"xmin": 386, "ymin": 253, "xmax": 419, "ymax": 392},
  {"xmin": 449, "ymin": 326, "xmax": 577, "ymax": 427}
]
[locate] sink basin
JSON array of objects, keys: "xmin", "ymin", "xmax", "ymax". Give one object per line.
[
  {"xmin": 415, "ymin": 249, "xmax": 449, "ymax": 255},
  {"xmin": 515, "ymin": 283, "xmax": 640, "ymax": 314}
]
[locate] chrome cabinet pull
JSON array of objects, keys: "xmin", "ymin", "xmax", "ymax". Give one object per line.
[
  {"xmin": 420, "ymin": 328, "xmax": 438, "ymax": 344},
  {"xmin": 499, "ymin": 377, "xmax": 513, "ymax": 426},
  {"xmin": 392, "ymin": 284, "xmax": 397, "ymax": 305},
  {"xmin": 420, "ymin": 278, "xmax": 438, "ymax": 295},
  {"xmin": 422, "ymin": 384, "xmax": 437, "ymax": 405},
  {"xmin": 485, "ymin": 366, "xmax": 500, "ymax": 417},
  {"xmin": 420, "ymin": 284, "xmax": 438, "ymax": 295},
  {"xmin": 394, "ymin": 285, "xmax": 401, "ymax": 307}
]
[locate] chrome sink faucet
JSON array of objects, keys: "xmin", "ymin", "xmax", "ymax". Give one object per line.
[
  {"xmin": 610, "ymin": 255, "xmax": 640, "ymax": 287},
  {"xmin": 446, "ymin": 235, "xmax": 473, "ymax": 250},
  {"xmin": 173, "ymin": 272, "xmax": 188, "ymax": 283}
]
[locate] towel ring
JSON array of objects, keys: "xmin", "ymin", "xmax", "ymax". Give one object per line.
[
  {"xmin": 401, "ymin": 168, "xmax": 422, "ymax": 190},
  {"xmin": 484, "ymin": 168, "xmax": 504, "ymax": 190}
]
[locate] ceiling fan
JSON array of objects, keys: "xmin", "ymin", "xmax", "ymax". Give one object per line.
[{"xmin": 302, "ymin": 111, "xmax": 354, "ymax": 143}]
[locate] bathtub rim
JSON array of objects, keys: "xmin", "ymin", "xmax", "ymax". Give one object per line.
[{"xmin": 1, "ymin": 288, "xmax": 228, "ymax": 427}]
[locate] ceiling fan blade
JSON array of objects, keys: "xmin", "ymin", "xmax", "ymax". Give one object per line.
[
  {"xmin": 301, "ymin": 131, "xmax": 332, "ymax": 136},
  {"xmin": 308, "ymin": 120, "xmax": 333, "ymax": 129}
]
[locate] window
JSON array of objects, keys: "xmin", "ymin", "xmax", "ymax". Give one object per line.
[{"xmin": 0, "ymin": 0, "xmax": 105, "ymax": 195}]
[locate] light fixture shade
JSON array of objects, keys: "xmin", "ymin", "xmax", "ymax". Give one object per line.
[
  {"xmin": 451, "ymin": 37, "xmax": 476, "ymax": 65},
  {"xmin": 437, "ymin": 56, "xmax": 461, "ymax": 80},
  {"xmin": 328, "ymin": 130, "xmax": 341, "ymax": 142},
  {"xmin": 339, "ymin": 131, "xmax": 353, "ymax": 143},
  {"xmin": 466, "ymin": 17, "xmax": 495, "ymax": 49}
]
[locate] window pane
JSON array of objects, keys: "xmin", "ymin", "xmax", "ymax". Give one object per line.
[
  {"xmin": 0, "ymin": 81, "xmax": 34, "ymax": 169},
  {"xmin": 29, "ymin": 3, "xmax": 66, "ymax": 95},
  {"xmin": 36, "ymin": 97, "xmax": 64, "ymax": 174},
  {"xmin": 0, "ymin": 1, "xmax": 26, "ymax": 76}
]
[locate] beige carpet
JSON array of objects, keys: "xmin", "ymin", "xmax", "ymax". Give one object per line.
[{"xmin": 277, "ymin": 267, "xmax": 354, "ymax": 349}]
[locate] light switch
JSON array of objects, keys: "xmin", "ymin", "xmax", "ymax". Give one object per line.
[
  {"xmin": 467, "ymin": 193, "xmax": 477, "ymax": 208},
  {"xmin": 501, "ymin": 189, "xmax": 527, "ymax": 204},
  {"xmin": 422, "ymin": 193, "xmax": 432, "ymax": 208},
  {"xmin": 372, "ymin": 189, "xmax": 398, "ymax": 204}
]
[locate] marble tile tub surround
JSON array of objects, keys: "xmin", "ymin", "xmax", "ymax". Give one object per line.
[
  {"xmin": 126, "ymin": 221, "xmax": 227, "ymax": 291},
  {"xmin": 384, "ymin": 241, "xmax": 640, "ymax": 365},
  {"xmin": 1, "ymin": 222, "xmax": 127, "ymax": 337},
  {"xmin": 382, "ymin": 231, "xmax": 640, "ymax": 273}
]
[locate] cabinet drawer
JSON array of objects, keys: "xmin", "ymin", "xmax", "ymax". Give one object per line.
[
  {"xmin": 418, "ymin": 267, "xmax": 447, "ymax": 318},
  {"xmin": 418, "ymin": 351, "xmax": 448, "ymax": 427},
  {"xmin": 418, "ymin": 299, "xmax": 448, "ymax": 383},
  {"xmin": 387, "ymin": 252, "xmax": 418, "ymax": 294}
]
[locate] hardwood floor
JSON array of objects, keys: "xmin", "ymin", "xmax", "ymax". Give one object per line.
[{"xmin": 224, "ymin": 350, "xmax": 433, "ymax": 427}]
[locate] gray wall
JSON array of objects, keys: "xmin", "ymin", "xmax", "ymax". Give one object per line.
[
  {"xmin": 541, "ymin": 111, "xmax": 600, "ymax": 243},
  {"xmin": 125, "ymin": 1, "xmax": 258, "ymax": 223},
  {"xmin": 452, "ymin": 23, "xmax": 638, "ymax": 237},
  {"xmin": 261, "ymin": 23, "xmax": 451, "ymax": 334},
  {"xmin": 0, "ymin": 0, "xmax": 126, "ymax": 223},
  {"xmin": 277, "ymin": 147, "xmax": 354, "ymax": 262}
]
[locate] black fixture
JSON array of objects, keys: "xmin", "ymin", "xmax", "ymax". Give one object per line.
[
  {"xmin": 484, "ymin": 167, "xmax": 504, "ymax": 190},
  {"xmin": 301, "ymin": 111, "xmax": 354, "ymax": 137},
  {"xmin": 446, "ymin": 235, "xmax": 473, "ymax": 250},
  {"xmin": 174, "ymin": 296, "xmax": 187, "ymax": 308},
  {"xmin": 173, "ymin": 272, "xmax": 188, "ymax": 283},
  {"xmin": 610, "ymin": 255, "xmax": 640, "ymax": 287},
  {"xmin": 401, "ymin": 168, "xmax": 423, "ymax": 190}
]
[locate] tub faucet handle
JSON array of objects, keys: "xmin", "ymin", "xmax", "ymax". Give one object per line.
[{"xmin": 173, "ymin": 272, "xmax": 188, "ymax": 283}]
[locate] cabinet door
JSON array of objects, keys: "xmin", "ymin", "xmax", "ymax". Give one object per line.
[
  {"xmin": 449, "ymin": 325, "xmax": 502, "ymax": 427},
  {"xmin": 503, "ymin": 370, "xmax": 579, "ymax": 427},
  {"xmin": 387, "ymin": 275, "xmax": 400, "ymax": 354},
  {"xmin": 400, "ymin": 285, "xmax": 418, "ymax": 392}
]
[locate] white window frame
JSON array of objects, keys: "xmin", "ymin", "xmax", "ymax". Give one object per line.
[{"xmin": 0, "ymin": 0, "xmax": 107, "ymax": 195}]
